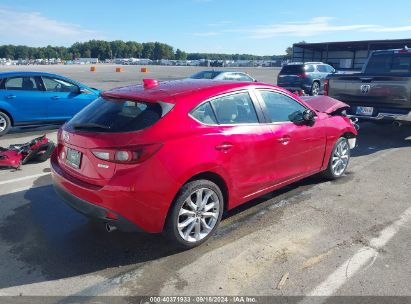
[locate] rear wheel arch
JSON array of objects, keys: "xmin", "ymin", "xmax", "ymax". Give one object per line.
[
  {"xmin": 185, "ymin": 171, "xmax": 229, "ymax": 210},
  {"xmin": 166, "ymin": 171, "xmax": 229, "ymax": 226}
]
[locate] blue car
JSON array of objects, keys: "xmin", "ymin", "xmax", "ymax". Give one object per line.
[{"xmin": 0, "ymin": 72, "xmax": 100, "ymax": 135}]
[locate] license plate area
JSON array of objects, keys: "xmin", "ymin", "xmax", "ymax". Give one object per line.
[
  {"xmin": 66, "ymin": 147, "xmax": 82, "ymax": 169},
  {"xmin": 356, "ymin": 106, "xmax": 374, "ymax": 116}
]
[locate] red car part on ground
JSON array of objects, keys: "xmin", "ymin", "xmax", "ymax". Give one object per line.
[
  {"xmin": 51, "ymin": 79, "xmax": 358, "ymax": 248},
  {"xmin": 0, "ymin": 135, "xmax": 55, "ymax": 169}
]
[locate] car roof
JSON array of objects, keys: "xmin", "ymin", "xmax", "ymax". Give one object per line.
[
  {"xmin": 197, "ymin": 70, "xmax": 248, "ymax": 75},
  {"xmin": 0, "ymin": 71, "xmax": 65, "ymax": 78},
  {"xmin": 101, "ymin": 79, "xmax": 274, "ymax": 104},
  {"xmin": 286, "ymin": 62, "xmax": 325, "ymax": 66},
  {"xmin": 0, "ymin": 71, "xmax": 88, "ymax": 87}
]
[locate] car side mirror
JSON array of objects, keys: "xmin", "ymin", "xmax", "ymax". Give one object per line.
[
  {"xmin": 78, "ymin": 88, "xmax": 88, "ymax": 94},
  {"xmin": 331, "ymin": 69, "xmax": 336, "ymax": 74},
  {"xmin": 303, "ymin": 109, "xmax": 316, "ymax": 124}
]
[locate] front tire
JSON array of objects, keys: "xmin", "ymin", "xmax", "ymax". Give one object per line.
[
  {"xmin": 165, "ymin": 180, "xmax": 223, "ymax": 249},
  {"xmin": 0, "ymin": 112, "xmax": 11, "ymax": 136},
  {"xmin": 322, "ymin": 137, "xmax": 350, "ymax": 179}
]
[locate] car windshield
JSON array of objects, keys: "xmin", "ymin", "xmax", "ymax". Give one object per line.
[
  {"xmin": 364, "ymin": 52, "xmax": 411, "ymax": 74},
  {"xmin": 189, "ymin": 71, "xmax": 221, "ymax": 79},
  {"xmin": 280, "ymin": 65, "xmax": 304, "ymax": 75},
  {"xmin": 66, "ymin": 97, "xmax": 171, "ymax": 133}
]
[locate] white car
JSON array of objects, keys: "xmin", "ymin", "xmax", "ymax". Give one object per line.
[{"xmin": 189, "ymin": 70, "xmax": 256, "ymax": 82}]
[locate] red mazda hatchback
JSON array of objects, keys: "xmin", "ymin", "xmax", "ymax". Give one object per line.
[{"xmin": 51, "ymin": 79, "xmax": 358, "ymax": 248}]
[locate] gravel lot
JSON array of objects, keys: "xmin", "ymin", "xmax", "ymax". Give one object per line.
[{"xmin": 0, "ymin": 65, "xmax": 410, "ymax": 300}]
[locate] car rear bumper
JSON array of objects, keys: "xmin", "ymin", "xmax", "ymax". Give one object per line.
[
  {"xmin": 50, "ymin": 151, "xmax": 171, "ymax": 233},
  {"xmin": 349, "ymin": 106, "xmax": 411, "ymax": 122},
  {"xmin": 53, "ymin": 181, "xmax": 141, "ymax": 232}
]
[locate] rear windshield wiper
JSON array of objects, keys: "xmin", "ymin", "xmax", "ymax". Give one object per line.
[{"xmin": 72, "ymin": 123, "xmax": 111, "ymax": 130}]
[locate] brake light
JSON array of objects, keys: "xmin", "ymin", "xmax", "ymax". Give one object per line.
[
  {"xmin": 298, "ymin": 73, "xmax": 307, "ymax": 78},
  {"xmin": 57, "ymin": 128, "xmax": 63, "ymax": 142},
  {"xmin": 92, "ymin": 143, "xmax": 162, "ymax": 164},
  {"xmin": 324, "ymin": 79, "xmax": 329, "ymax": 96}
]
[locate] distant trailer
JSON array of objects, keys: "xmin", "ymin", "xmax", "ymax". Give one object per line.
[{"xmin": 292, "ymin": 38, "xmax": 411, "ymax": 71}]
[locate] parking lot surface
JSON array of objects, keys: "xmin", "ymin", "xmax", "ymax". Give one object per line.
[
  {"xmin": 0, "ymin": 66, "xmax": 410, "ymax": 297},
  {"xmin": 0, "ymin": 64, "xmax": 280, "ymax": 91}
]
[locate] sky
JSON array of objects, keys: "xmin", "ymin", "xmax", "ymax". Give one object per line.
[{"xmin": 1, "ymin": 0, "xmax": 411, "ymax": 55}]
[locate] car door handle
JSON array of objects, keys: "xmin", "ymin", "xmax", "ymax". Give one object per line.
[
  {"xmin": 6, "ymin": 95, "xmax": 16, "ymax": 99},
  {"xmin": 51, "ymin": 96, "xmax": 60, "ymax": 100},
  {"xmin": 215, "ymin": 143, "xmax": 234, "ymax": 151},
  {"xmin": 278, "ymin": 135, "xmax": 291, "ymax": 145}
]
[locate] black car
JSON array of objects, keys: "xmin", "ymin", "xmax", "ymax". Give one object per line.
[{"xmin": 277, "ymin": 62, "xmax": 336, "ymax": 96}]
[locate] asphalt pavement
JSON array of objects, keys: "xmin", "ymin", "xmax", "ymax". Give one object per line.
[{"xmin": 0, "ymin": 66, "xmax": 410, "ymax": 299}]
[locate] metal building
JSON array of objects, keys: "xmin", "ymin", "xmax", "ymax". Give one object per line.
[{"xmin": 292, "ymin": 38, "xmax": 411, "ymax": 70}]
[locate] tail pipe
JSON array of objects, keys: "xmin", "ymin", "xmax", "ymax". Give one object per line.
[{"xmin": 105, "ymin": 223, "xmax": 118, "ymax": 232}]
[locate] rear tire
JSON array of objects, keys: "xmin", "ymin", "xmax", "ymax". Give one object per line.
[
  {"xmin": 165, "ymin": 180, "xmax": 224, "ymax": 249},
  {"xmin": 322, "ymin": 137, "xmax": 350, "ymax": 180},
  {"xmin": 310, "ymin": 81, "xmax": 320, "ymax": 96},
  {"xmin": 0, "ymin": 112, "xmax": 11, "ymax": 136}
]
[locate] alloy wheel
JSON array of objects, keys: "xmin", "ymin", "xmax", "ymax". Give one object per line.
[
  {"xmin": 177, "ymin": 188, "xmax": 220, "ymax": 243},
  {"xmin": 331, "ymin": 139, "xmax": 350, "ymax": 176},
  {"xmin": 311, "ymin": 82, "xmax": 320, "ymax": 96},
  {"xmin": 0, "ymin": 116, "xmax": 7, "ymax": 132}
]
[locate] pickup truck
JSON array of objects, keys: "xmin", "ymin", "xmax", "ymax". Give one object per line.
[{"xmin": 324, "ymin": 48, "xmax": 411, "ymax": 124}]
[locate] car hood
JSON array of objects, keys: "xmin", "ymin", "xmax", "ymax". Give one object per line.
[{"xmin": 301, "ymin": 96, "xmax": 350, "ymax": 114}]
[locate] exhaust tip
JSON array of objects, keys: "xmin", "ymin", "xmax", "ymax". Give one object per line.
[{"xmin": 105, "ymin": 223, "xmax": 118, "ymax": 233}]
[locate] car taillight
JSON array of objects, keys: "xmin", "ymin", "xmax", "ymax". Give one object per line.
[
  {"xmin": 324, "ymin": 79, "xmax": 329, "ymax": 96},
  {"xmin": 298, "ymin": 73, "xmax": 307, "ymax": 78},
  {"xmin": 92, "ymin": 143, "xmax": 162, "ymax": 164},
  {"xmin": 57, "ymin": 128, "xmax": 63, "ymax": 143}
]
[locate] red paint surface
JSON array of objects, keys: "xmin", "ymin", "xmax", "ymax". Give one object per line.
[{"xmin": 51, "ymin": 80, "xmax": 357, "ymax": 233}]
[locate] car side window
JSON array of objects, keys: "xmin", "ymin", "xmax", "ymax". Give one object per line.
[
  {"xmin": 42, "ymin": 77, "xmax": 79, "ymax": 93},
  {"xmin": 326, "ymin": 65, "xmax": 335, "ymax": 73},
  {"xmin": 317, "ymin": 65, "xmax": 327, "ymax": 73},
  {"xmin": 210, "ymin": 92, "xmax": 259, "ymax": 124},
  {"xmin": 223, "ymin": 73, "xmax": 237, "ymax": 81},
  {"xmin": 191, "ymin": 102, "xmax": 218, "ymax": 125},
  {"xmin": 259, "ymin": 90, "xmax": 307, "ymax": 123},
  {"xmin": 305, "ymin": 65, "xmax": 315, "ymax": 73},
  {"xmin": 4, "ymin": 76, "xmax": 39, "ymax": 91},
  {"xmin": 236, "ymin": 73, "xmax": 254, "ymax": 82}
]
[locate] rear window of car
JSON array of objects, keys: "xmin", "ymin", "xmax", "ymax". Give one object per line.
[
  {"xmin": 364, "ymin": 52, "xmax": 411, "ymax": 74},
  {"xmin": 4, "ymin": 76, "xmax": 39, "ymax": 91},
  {"xmin": 66, "ymin": 97, "xmax": 173, "ymax": 132},
  {"xmin": 280, "ymin": 65, "xmax": 304, "ymax": 75},
  {"xmin": 190, "ymin": 71, "xmax": 221, "ymax": 79}
]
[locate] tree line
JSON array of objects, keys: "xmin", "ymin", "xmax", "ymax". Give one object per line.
[{"xmin": 0, "ymin": 40, "xmax": 284, "ymax": 61}]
